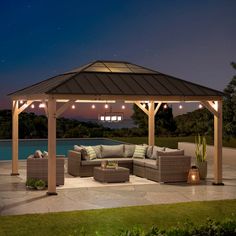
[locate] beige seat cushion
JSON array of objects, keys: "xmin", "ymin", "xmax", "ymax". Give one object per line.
[
  {"xmin": 101, "ymin": 145, "xmax": 124, "ymax": 158},
  {"xmin": 133, "ymin": 159, "xmax": 145, "ymax": 167},
  {"xmin": 144, "ymin": 159, "xmax": 158, "ymax": 169},
  {"xmin": 81, "ymin": 158, "xmax": 133, "ymax": 166}
]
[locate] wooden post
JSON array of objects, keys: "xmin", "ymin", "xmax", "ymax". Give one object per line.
[
  {"xmin": 11, "ymin": 100, "xmax": 19, "ymax": 175},
  {"xmin": 148, "ymin": 101, "xmax": 155, "ymax": 146},
  {"xmin": 47, "ymin": 97, "xmax": 57, "ymax": 195},
  {"xmin": 213, "ymin": 100, "xmax": 223, "ymax": 185}
]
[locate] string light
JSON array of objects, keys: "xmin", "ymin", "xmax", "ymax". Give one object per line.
[
  {"xmin": 198, "ymin": 104, "xmax": 203, "ymax": 109},
  {"xmin": 179, "ymin": 104, "xmax": 183, "ymax": 109},
  {"xmin": 39, "ymin": 103, "xmax": 45, "ymax": 108},
  {"xmin": 31, "ymin": 104, "xmax": 35, "ymax": 109},
  {"xmin": 121, "ymin": 105, "xmax": 125, "ymax": 109},
  {"xmin": 104, "ymin": 104, "xmax": 109, "ymax": 109},
  {"xmin": 71, "ymin": 104, "xmax": 75, "ymax": 109},
  {"xmin": 91, "ymin": 104, "xmax": 96, "ymax": 109},
  {"xmin": 163, "ymin": 104, "xmax": 168, "ymax": 109}
]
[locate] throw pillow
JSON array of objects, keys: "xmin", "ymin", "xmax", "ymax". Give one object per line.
[
  {"xmin": 101, "ymin": 145, "xmax": 124, "ymax": 158},
  {"xmin": 84, "ymin": 146, "xmax": 97, "ymax": 160},
  {"xmin": 142, "ymin": 144, "xmax": 153, "ymax": 158},
  {"xmin": 132, "ymin": 145, "xmax": 147, "ymax": 159},
  {"xmin": 74, "ymin": 145, "xmax": 88, "ymax": 160},
  {"xmin": 151, "ymin": 146, "xmax": 165, "ymax": 159},
  {"xmin": 92, "ymin": 145, "xmax": 102, "ymax": 158},
  {"xmin": 42, "ymin": 151, "xmax": 48, "ymax": 158},
  {"xmin": 34, "ymin": 150, "xmax": 43, "ymax": 158},
  {"xmin": 124, "ymin": 144, "xmax": 135, "ymax": 157}
]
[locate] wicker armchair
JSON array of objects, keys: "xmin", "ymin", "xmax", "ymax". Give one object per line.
[{"xmin": 27, "ymin": 155, "xmax": 65, "ymax": 185}]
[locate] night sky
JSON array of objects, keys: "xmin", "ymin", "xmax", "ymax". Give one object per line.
[{"xmin": 0, "ymin": 0, "xmax": 235, "ymax": 122}]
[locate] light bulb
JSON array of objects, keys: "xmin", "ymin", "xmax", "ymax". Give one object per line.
[
  {"xmin": 121, "ymin": 105, "xmax": 125, "ymax": 109},
  {"xmin": 31, "ymin": 104, "xmax": 35, "ymax": 109},
  {"xmin": 198, "ymin": 104, "xmax": 203, "ymax": 109},
  {"xmin": 91, "ymin": 104, "xmax": 96, "ymax": 109},
  {"xmin": 20, "ymin": 100, "xmax": 23, "ymax": 104},
  {"xmin": 71, "ymin": 105, "xmax": 75, "ymax": 109},
  {"xmin": 39, "ymin": 103, "xmax": 45, "ymax": 108},
  {"xmin": 104, "ymin": 104, "xmax": 109, "ymax": 109},
  {"xmin": 179, "ymin": 104, "xmax": 183, "ymax": 109},
  {"xmin": 163, "ymin": 104, "xmax": 168, "ymax": 109}
]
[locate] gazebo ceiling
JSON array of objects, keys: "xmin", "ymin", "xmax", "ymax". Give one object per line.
[{"xmin": 9, "ymin": 60, "xmax": 224, "ymax": 99}]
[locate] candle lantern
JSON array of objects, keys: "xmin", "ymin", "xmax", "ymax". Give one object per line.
[{"xmin": 187, "ymin": 166, "xmax": 200, "ymax": 184}]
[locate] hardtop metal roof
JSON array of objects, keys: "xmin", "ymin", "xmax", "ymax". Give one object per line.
[{"xmin": 9, "ymin": 60, "xmax": 224, "ymax": 98}]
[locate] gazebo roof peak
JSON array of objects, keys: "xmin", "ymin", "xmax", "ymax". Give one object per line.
[{"xmin": 67, "ymin": 60, "xmax": 158, "ymax": 74}]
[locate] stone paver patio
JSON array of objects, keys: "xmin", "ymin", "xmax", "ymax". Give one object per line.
[{"xmin": 0, "ymin": 158, "xmax": 235, "ymax": 216}]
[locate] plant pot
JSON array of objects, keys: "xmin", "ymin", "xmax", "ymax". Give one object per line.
[
  {"xmin": 196, "ymin": 161, "xmax": 207, "ymax": 180},
  {"xmin": 36, "ymin": 186, "xmax": 45, "ymax": 190}
]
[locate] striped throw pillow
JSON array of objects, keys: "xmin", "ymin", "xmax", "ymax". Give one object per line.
[
  {"xmin": 132, "ymin": 145, "xmax": 147, "ymax": 159},
  {"xmin": 84, "ymin": 146, "xmax": 97, "ymax": 160}
]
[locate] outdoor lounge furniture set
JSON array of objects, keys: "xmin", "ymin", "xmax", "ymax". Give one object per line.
[{"xmin": 68, "ymin": 144, "xmax": 191, "ymax": 183}]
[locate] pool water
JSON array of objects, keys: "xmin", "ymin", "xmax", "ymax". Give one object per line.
[{"xmin": 0, "ymin": 138, "xmax": 125, "ymax": 161}]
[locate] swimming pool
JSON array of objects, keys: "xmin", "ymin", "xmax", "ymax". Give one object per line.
[{"xmin": 0, "ymin": 138, "xmax": 125, "ymax": 161}]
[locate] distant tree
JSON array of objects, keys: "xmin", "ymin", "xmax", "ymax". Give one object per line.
[
  {"xmin": 131, "ymin": 104, "xmax": 176, "ymax": 136},
  {"xmin": 64, "ymin": 124, "xmax": 89, "ymax": 138},
  {"xmin": 0, "ymin": 110, "xmax": 12, "ymax": 138},
  {"xmin": 223, "ymin": 62, "xmax": 236, "ymax": 138},
  {"xmin": 174, "ymin": 108, "xmax": 213, "ymax": 136}
]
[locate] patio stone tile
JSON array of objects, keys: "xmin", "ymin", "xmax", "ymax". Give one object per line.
[{"xmin": 0, "ymin": 160, "xmax": 236, "ymax": 216}]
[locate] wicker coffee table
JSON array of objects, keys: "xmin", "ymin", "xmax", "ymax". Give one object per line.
[{"xmin": 94, "ymin": 167, "xmax": 129, "ymax": 183}]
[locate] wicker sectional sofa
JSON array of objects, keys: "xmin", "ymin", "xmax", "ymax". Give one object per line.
[{"xmin": 68, "ymin": 144, "xmax": 191, "ymax": 183}]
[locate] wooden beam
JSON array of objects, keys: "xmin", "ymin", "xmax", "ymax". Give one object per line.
[
  {"xmin": 213, "ymin": 100, "xmax": 223, "ymax": 185},
  {"xmin": 201, "ymin": 101, "xmax": 218, "ymax": 117},
  {"xmin": 154, "ymin": 102, "xmax": 162, "ymax": 115},
  {"xmin": 49, "ymin": 94, "xmax": 223, "ymax": 102},
  {"xmin": 11, "ymin": 100, "xmax": 19, "ymax": 175},
  {"xmin": 47, "ymin": 97, "xmax": 57, "ymax": 195},
  {"xmin": 17, "ymin": 100, "xmax": 33, "ymax": 114},
  {"xmin": 134, "ymin": 101, "xmax": 149, "ymax": 116},
  {"xmin": 148, "ymin": 101, "xmax": 155, "ymax": 146},
  {"xmin": 56, "ymin": 100, "xmax": 75, "ymax": 118}
]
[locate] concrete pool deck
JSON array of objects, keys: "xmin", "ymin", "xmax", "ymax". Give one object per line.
[{"xmin": 0, "ymin": 159, "xmax": 236, "ymax": 216}]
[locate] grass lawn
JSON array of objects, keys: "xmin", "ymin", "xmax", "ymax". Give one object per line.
[
  {"xmin": 114, "ymin": 136, "xmax": 236, "ymax": 148},
  {"xmin": 0, "ymin": 200, "xmax": 236, "ymax": 236}
]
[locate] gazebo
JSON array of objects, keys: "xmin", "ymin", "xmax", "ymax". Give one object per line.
[{"xmin": 9, "ymin": 60, "xmax": 224, "ymax": 195}]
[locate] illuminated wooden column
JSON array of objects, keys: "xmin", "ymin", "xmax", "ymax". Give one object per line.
[
  {"xmin": 213, "ymin": 100, "xmax": 223, "ymax": 185},
  {"xmin": 134, "ymin": 101, "xmax": 162, "ymax": 146},
  {"xmin": 201, "ymin": 100, "xmax": 223, "ymax": 185},
  {"xmin": 11, "ymin": 100, "xmax": 19, "ymax": 175},
  {"xmin": 47, "ymin": 97, "xmax": 57, "ymax": 195},
  {"xmin": 148, "ymin": 101, "xmax": 155, "ymax": 146}
]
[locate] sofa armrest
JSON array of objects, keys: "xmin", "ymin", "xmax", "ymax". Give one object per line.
[
  {"xmin": 158, "ymin": 155, "xmax": 191, "ymax": 183},
  {"xmin": 67, "ymin": 150, "xmax": 82, "ymax": 176}
]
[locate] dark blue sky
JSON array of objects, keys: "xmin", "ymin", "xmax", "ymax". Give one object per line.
[{"xmin": 0, "ymin": 0, "xmax": 235, "ymax": 119}]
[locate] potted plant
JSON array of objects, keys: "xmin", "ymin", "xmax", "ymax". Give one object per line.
[
  {"xmin": 35, "ymin": 179, "xmax": 46, "ymax": 190},
  {"xmin": 195, "ymin": 134, "xmax": 207, "ymax": 180},
  {"xmin": 26, "ymin": 178, "xmax": 36, "ymax": 189}
]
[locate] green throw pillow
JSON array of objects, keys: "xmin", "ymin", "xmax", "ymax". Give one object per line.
[
  {"xmin": 132, "ymin": 145, "xmax": 147, "ymax": 159},
  {"xmin": 84, "ymin": 146, "xmax": 97, "ymax": 160}
]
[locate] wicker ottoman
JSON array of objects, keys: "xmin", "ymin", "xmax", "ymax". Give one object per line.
[{"xmin": 94, "ymin": 167, "xmax": 129, "ymax": 183}]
